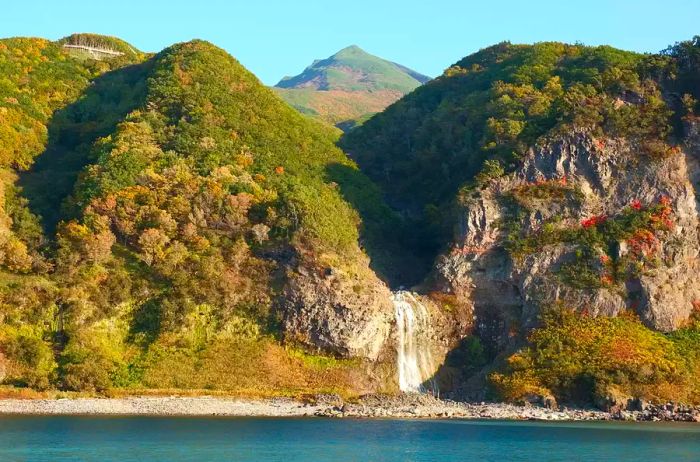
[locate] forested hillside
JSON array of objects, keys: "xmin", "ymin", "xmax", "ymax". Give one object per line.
[
  {"xmin": 343, "ymin": 41, "xmax": 678, "ymax": 222},
  {"xmin": 343, "ymin": 39, "xmax": 700, "ymax": 280},
  {"xmin": 0, "ymin": 36, "xmax": 394, "ymax": 395}
]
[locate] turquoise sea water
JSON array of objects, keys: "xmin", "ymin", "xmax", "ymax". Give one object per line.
[{"xmin": 0, "ymin": 416, "xmax": 698, "ymax": 461}]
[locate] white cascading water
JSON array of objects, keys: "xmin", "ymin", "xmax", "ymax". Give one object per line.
[{"xmin": 392, "ymin": 291, "xmax": 437, "ymax": 394}]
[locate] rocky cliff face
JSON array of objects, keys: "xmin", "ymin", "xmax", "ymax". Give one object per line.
[
  {"xmin": 281, "ymin": 253, "xmax": 394, "ymax": 361},
  {"xmin": 434, "ymin": 125, "xmax": 700, "ymax": 347}
]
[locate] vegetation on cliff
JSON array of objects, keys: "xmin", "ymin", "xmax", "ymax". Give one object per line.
[
  {"xmin": 342, "ymin": 41, "xmax": 680, "ymax": 261},
  {"xmin": 490, "ymin": 307, "xmax": 700, "ymax": 406}
]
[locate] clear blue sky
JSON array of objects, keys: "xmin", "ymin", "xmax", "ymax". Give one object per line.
[{"xmin": 3, "ymin": 0, "xmax": 698, "ymax": 84}]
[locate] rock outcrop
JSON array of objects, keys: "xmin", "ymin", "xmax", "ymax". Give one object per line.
[
  {"xmin": 281, "ymin": 254, "xmax": 394, "ymax": 360},
  {"xmin": 434, "ymin": 126, "xmax": 700, "ymax": 343}
]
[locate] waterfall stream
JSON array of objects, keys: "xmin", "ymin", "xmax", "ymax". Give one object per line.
[{"xmin": 392, "ymin": 291, "xmax": 437, "ymax": 394}]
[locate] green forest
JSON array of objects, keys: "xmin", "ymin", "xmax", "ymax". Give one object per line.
[{"xmin": 342, "ymin": 41, "xmax": 695, "ymax": 268}]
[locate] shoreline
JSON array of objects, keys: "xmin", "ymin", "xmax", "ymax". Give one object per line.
[{"xmin": 0, "ymin": 395, "xmax": 697, "ymax": 422}]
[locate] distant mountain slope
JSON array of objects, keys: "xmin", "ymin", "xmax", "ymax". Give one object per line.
[
  {"xmin": 276, "ymin": 45, "xmax": 429, "ymax": 92},
  {"xmin": 274, "ymin": 45, "xmax": 430, "ymax": 129},
  {"xmin": 57, "ymin": 33, "xmax": 144, "ymax": 60}
]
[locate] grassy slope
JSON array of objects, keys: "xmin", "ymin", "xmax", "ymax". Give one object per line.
[
  {"xmin": 276, "ymin": 45, "xmax": 429, "ymax": 92},
  {"xmin": 275, "ymin": 45, "xmax": 430, "ymax": 129},
  {"xmin": 273, "ymin": 87, "xmax": 404, "ymax": 125}
]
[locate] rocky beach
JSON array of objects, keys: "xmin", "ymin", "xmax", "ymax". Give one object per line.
[{"xmin": 0, "ymin": 394, "xmax": 698, "ymax": 422}]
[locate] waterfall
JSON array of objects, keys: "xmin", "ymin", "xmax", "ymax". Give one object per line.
[{"xmin": 392, "ymin": 291, "xmax": 437, "ymax": 394}]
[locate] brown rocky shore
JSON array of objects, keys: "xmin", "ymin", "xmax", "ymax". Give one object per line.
[{"xmin": 0, "ymin": 394, "xmax": 698, "ymax": 422}]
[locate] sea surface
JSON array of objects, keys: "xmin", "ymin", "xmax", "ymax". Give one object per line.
[{"xmin": 0, "ymin": 416, "xmax": 698, "ymax": 461}]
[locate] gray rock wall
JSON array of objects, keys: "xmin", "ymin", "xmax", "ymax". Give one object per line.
[
  {"xmin": 435, "ymin": 128, "xmax": 700, "ymax": 342},
  {"xmin": 281, "ymin": 254, "xmax": 393, "ymax": 361}
]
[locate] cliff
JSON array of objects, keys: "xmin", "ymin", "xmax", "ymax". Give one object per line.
[{"xmin": 435, "ymin": 126, "xmax": 700, "ymax": 343}]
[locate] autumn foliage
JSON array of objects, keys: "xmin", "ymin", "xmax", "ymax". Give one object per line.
[
  {"xmin": 0, "ymin": 38, "xmax": 375, "ymax": 393},
  {"xmin": 491, "ymin": 308, "xmax": 700, "ymax": 404}
]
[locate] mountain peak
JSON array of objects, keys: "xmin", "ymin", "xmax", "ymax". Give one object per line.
[
  {"xmin": 274, "ymin": 46, "xmax": 429, "ymax": 92},
  {"xmin": 274, "ymin": 45, "xmax": 431, "ymax": 130},
  {"xmin": 333, "ymin": 44, "xmax": 368, "ymax": 57}
]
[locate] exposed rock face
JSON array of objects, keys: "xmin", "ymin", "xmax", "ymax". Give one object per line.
[
  {"xmin": 281, "ymin": 254, "xmax": 394, "ymax": 360},
  {"xmin": 435, "ymin": 128, "xmax": 700, "ymax": 342}
]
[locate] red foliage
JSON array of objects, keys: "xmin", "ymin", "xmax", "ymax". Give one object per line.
[
  {"xmin": 518, "ymin": 176, "xmax": 570, "ymax": 190},
  {"xmin": 452, "ymin": 244, "xmax": 489, "ymax": 256},
  {"xmin": 600, "ymin": 273, "xmax": 614, "ymax": 286},
  {"xmin": 628, "ymin": 229, "xmax": 659, "ymax": 257},
  {"xmin": 651, "ymin": 196, "xmax": 674, "ymax": 231},
  {"xmin": 668, "ymin": 145, "xmax": 682, "ymax": 156},
  {"xmin": 630, "ymin": 199, "xmax": 642, "ymax": 211},
  {"xmin": 581, "ymin": 214, "xmax": 607, "ymax": 228}
]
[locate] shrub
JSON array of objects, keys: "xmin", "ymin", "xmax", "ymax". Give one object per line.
[
  {"xmin": 1, "ymin": 327, "xmax": 57, "ymax": 390},
  {"xmin": 61, "ymin": 357, "xmax": 113, "ymax": 392},
  {"xmin": 490, "ymin": 308, "xmax": 699, "ymax": 405}
]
